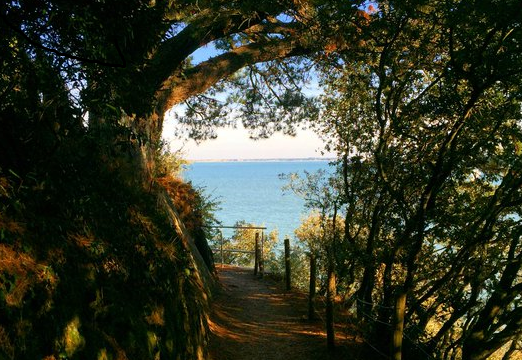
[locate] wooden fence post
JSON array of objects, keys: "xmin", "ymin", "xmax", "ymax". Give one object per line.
[
  {"xmin": 308, "ymin": 252, "xmax": 317, "ymax": 320},
  {"xmin": 284, "ymin": 238, "xmax": 291, "ymax": 290},
  {"xmin": 220, "ymin": 231, "xmax": 224, "ymax": 268},
  {"xmin": 259, "ymin": 231, "xmax": 264, "ymax": 277},
  {"xmin": 254, "ymin": 232, "xmax": 259, "ymax": 276}
]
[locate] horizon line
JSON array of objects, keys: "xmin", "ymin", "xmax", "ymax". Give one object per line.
[{"xmin": 185, "ymin": 156, "xmax": 336, "ymax": 163}]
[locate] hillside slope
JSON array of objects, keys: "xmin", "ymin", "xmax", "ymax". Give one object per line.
[{"xmin": 0, "ymin": 134, "xmax": 215, "ymax": 360}]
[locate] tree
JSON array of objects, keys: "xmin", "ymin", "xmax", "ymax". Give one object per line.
[
  {"xmin": 282, "ymin": 169, "xmax": 345, "ymax": 349},
  {"xmin": 294, "ymin": 212, "xmax": 345, "ymax": 319},
  {"xmin": 2, "ymin": 2, "xmax": 364, "ymax": 358},
  {"xmin": 0, "ymin": 0, "xmax": 374, "ymax": 175},
  {"xmin": 2, "ymin": 1, "xmax": 522, "ymax": 359},
  {"xmin": 0, "ymin": 2, "xmax": 379, "ymax": 357},
  {"xmin": 313, "ymin": 1, "xmax": 522, "ymax": 359}
]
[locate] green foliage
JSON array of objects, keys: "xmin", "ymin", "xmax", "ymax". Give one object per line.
[
  {"xmin": 309, "ymin": 1, "xmax": 522, "ymax": 359},
  {"xmin": 153, "ymin": 141, "xmax": 188, "ymax": 179},
  {"xmin": 209, "ymin": 221, "xmax": 278, "ymax": 267},
  {"xmin": 265, "ymin": 242, "xmax": 310, "ymax": 290}
]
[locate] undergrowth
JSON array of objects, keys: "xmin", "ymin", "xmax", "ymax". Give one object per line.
[{"xmin": 0, "ymin": 133, "xmax": 211, "ymax": 360}]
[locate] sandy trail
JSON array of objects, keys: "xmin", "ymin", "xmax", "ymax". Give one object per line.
[{"xmin": 207, "ymin": 265, "xmax": 356, "ymax": 360}]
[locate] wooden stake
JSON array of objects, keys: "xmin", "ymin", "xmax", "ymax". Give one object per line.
[
  {"xmin": 308, "ymin": 253, "xmax": 317, "ymax": 320},
  {"xmin": 254, "ymin": 232, "xmax": 259, "ymax": 276},
  {"xmin": 284, "ymin": 238, "xmax": 291, "ymax": 290}
]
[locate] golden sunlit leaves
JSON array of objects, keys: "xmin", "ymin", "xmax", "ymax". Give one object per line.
[
  {"xmin": 155, "ymin": 176, "xmax": 202, "ymax": 231},
  {"xmin": 145, "ymin": 305, "xmax": 165, "ymax": 326},
  {"xmin": 0, "ymin": 244, "xmax": 56, "ymax": 307},
  {"xmin": 0, "ymin": 325, "xmax": 14, "ymax": 359},
  {"xmin": 0, "ymin": 215, "xmax": 24, "ymax": 237},
  {"xmin": 355, "ymin": 9, "xmax": 371, "ymax": 25},
  {"xmin": 324, "ymin": 42, "xmax": 337, "ymax": 55},
  {"xmin": 62, "ymin": 316, "xmax": 85, "ymax": 358},
  {"xmin": 514, "ymin": 140, "xmax": 522, "ymax": 156}
]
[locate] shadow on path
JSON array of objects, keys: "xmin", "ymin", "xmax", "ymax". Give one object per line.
[{"xmin": 208, "ymin": 265, "xmax": 358, "ymax": 360}]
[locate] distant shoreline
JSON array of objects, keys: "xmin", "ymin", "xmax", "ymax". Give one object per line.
[{"xmin": 187, "ymin": 157, "xmax": 336, "ymax": 163}]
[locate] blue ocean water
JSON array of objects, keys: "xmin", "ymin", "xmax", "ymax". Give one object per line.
[{"xmin": 182, "ymin": 161, "xmax": 333, "ymax": 240}]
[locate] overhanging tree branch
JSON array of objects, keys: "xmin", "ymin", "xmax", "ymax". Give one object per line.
[
  {"xmin": 154, "ymin": 37, "xmax": 314, "ymax": 113},
  {"xmin": 147, "ymin": 9, "xmax": 269, "ymax": 88}
]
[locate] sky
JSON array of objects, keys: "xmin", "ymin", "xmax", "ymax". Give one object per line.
[
  {"xmin": 160, "ymin": 36, "xmax": 334, "ymax": 161},
  {"xmin": 162, "ymin": 115, "xmax": 334, "ymax": 161}
]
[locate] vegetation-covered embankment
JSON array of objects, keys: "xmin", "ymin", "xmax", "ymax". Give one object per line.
[{"xmin": 0, "ymin": 122, "xmax": 215, "ymax": 359}]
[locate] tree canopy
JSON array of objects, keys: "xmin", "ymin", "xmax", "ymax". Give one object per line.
[
  {"xmin": 302, "ymin": 1, "xmax": 522, "ymax": 359},
  {"xmin": 1, "ymin": 0, "xmax": 372, "ymax": 148}
]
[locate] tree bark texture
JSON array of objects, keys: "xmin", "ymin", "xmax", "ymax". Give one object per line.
[
  {"xmin": 392, "ymin": 291, "xmax": 407, "ymax": 360},
  {"xmin": 326, "ymin": 256, "xmax": 336, "ymax": 350},
  {"xmin": 308, "ymin": 253, "xmax": 317, "ymax": 320}
]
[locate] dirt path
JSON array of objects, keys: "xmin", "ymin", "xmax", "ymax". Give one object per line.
[{"xmin": 207, "ymin": 265, "xmax": 357, "ymax": 360}]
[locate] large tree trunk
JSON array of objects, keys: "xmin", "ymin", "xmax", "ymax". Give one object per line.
[{"xmin": 86, "ymin": 110, "xmax": 158, "ymax": 189}]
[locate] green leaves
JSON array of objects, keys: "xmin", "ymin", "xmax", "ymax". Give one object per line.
[{"xmin": 311, "ymin": 2, "xmax": 522, "ymax": 357}]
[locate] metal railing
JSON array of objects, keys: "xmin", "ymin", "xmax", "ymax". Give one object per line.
[{"xmin": 207, "ymin": 225, "xmax": 266, "ymax": 275}]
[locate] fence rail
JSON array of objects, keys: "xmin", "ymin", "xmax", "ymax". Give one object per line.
[
  {"xmin": 205, "ymin": 225, "xmax": 267, "ymax": 230},
  {"xmin": 209, "ymin": 225, "xmax": 293, "ymax": 289},
  {"xmin": 211, "ymin": 248, "xmax": 255, "ymax": 254},
  {"xmin": 210, "ymin": 225, "xmax": 266, "ymax": 275}
]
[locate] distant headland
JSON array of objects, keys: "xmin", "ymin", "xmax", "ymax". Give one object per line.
[{"xmin": 188, "ymin": 157, "xmax": 335, "ymax": 163}]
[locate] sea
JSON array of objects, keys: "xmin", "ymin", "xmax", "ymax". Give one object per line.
[{"xmin": 181, "ymin": 160, "xmax": 334, "ymax": 241}]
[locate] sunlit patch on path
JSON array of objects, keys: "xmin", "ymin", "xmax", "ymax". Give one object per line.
[{"xmin": 207, "ymin": 265, "xmax": 358, "ymax": 360}]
